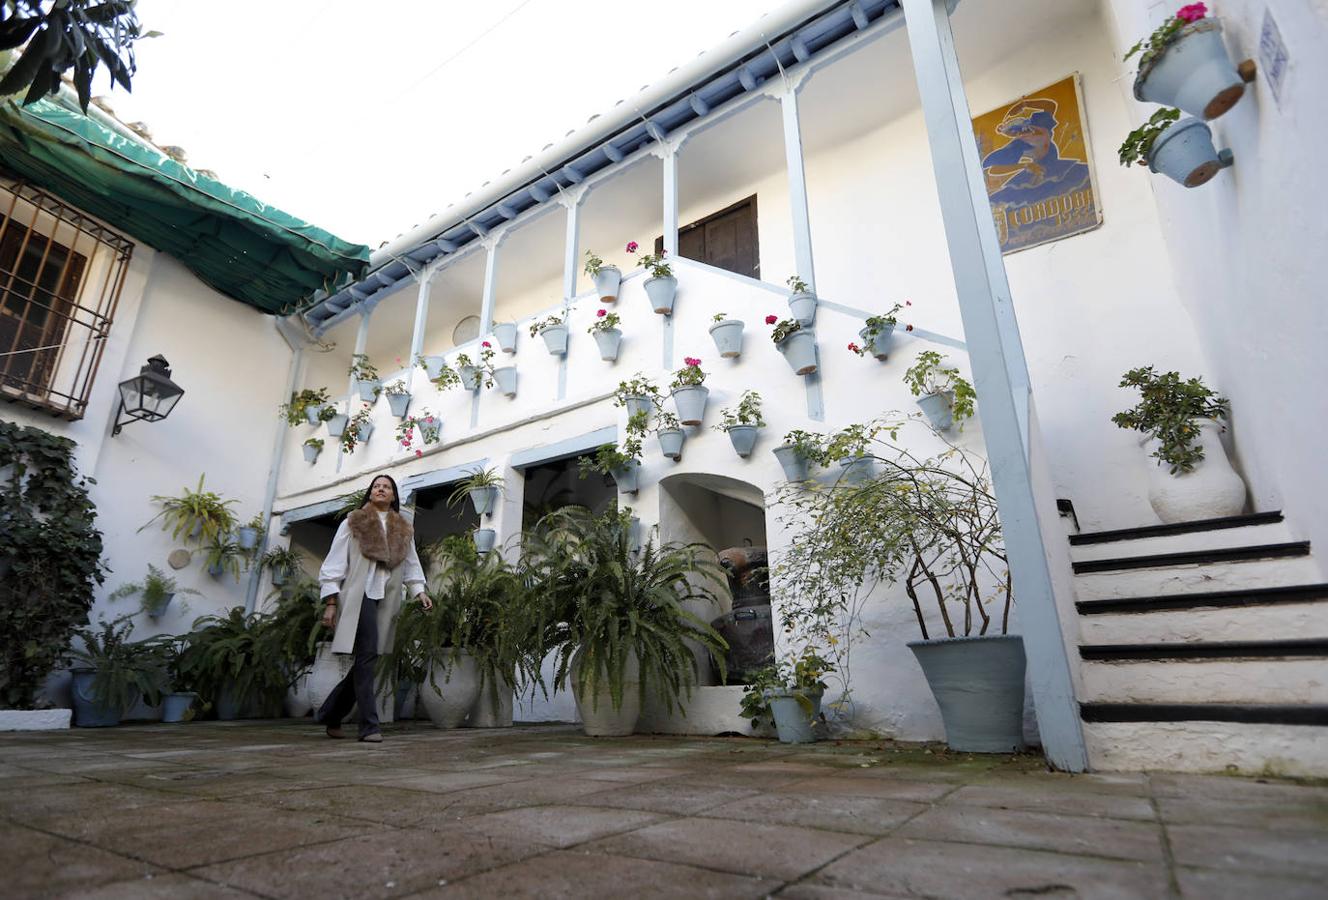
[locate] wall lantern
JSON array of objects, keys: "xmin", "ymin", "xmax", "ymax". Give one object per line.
[{"xmin": 112, "ymin": 354, "xmax": 184, "ymax": 436}]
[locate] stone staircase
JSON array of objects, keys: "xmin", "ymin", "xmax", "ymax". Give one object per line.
[{"xmin": 1066, "ymin": 511, "xmax": 1328, "ymax": 777}]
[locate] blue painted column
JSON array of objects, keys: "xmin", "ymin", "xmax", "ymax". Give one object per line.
[
  {"xmin": 660, "ymin": 144, "xmax": 679, "ymax": 369},
  {"xmin": 902, "ymin": 0, "xmax": 1088, "ymax": 771}
]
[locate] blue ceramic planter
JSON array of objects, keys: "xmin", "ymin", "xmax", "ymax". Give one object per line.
[
  {"xmin": 593, "ymin": 328, "xmax": 622, "ymax": 361},
  {"xmin": 859, "ymin": 323, "xmax": 895, "ymax": 360},
  {"xmin": 658, "ymin": 428, "xmax": 685, "ymax": 461},
  {"xmin": 161, "ymin": 692, "xmax": 196, "ymax": 723},
  {"xmin": 777, "ymin": 330, "xmax": 818, "ymax": 376},
  {"xmin": 644, "ymin": 275, "xmax": 677, "ymax": 315},
  {"xmin": 612, "ymin": 460, "xmax": 641, "ymax": 494},
  {"xmin": 593, "ymin": 265, "xmax": 622, "ymax": 302},
  {"xmin": 386, "ymin": 392, "xmax": 411, "ymax": 418},
  {"xmin": 908, "ymin": 634, "xmax": 1026, "ymax": 753},
  {"xmin": 473, "ymin": 528, "xmax": 497, "ymax": 553},
  {"xmin": 71, "ymin": 669, "xmax": 122, "ymax": 727},
  {"xmin": 492, "ymin": 366, "xmax": 517, "ymax": 397},
  {"xmin": 540, "ymin": 324, "xmax": 569, "ymax": 356},
  {"xmin": 625, "ymin": 395, "xmax": 654, "ymax": 419},
  {"xmin": 708, "ymin": 320, "xmax": 744, "ymax": 358},
  {"xmin": 672, "ymin": 385, "xmax": 709, "ymax": 426},
  {"xmin": 917, "ymin": 391, "xmax": 955, "ymax": 431},
  {"xmin": 765, "ymin": 688, "xmax": 823, "ymax": 744},
  {"xmin": 492, "ymin": 322, "xmax": 518, "ymax": 353},
  {"xmin": 459, "ymin": 365, "xmax": 482, "ymax": 391},
  {"xmin": 356, "ymin": 380, "xmax": 381, "ymax": 404},
  {"xmin": 772, "ymin": 444, "xmax": 809, "ymax": 481},
  {"xmin": 727, "ymin": 425, "xmax": 760, "ymax": 458},
  {"xmin": 1148, "ymin": 117, "xmax": 1232, "ymax": 188},
  {"xmin": 1134, "ymin": 20, "xmax": 1245, "ymax": 120}
]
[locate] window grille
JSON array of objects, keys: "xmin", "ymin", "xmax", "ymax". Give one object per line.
[{"xmin": 0, "ymin": 178, "xmax": 133, "ymax": 420}]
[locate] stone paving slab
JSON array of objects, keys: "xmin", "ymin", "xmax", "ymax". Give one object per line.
[{"xmin": 1, "ymin": 720, "xmax": 1326, "ymax": 898}]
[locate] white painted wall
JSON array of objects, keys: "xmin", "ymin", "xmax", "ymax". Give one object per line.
[{"xmin": 1102, "ymin": 0, "xmax": 1328, "ymax": 575}]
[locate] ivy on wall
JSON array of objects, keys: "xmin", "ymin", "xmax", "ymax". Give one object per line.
[{"xmin": 0, "ymin": 421, "xmax": 105, "ymax": 709}]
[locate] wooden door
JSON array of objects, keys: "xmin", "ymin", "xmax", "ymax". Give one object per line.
[{"xmin": 656, "ymin": 195, "xmax": 758, "ymax": 279}]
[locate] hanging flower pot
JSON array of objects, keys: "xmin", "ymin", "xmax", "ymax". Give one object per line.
[
  {"xmin": 777, "ymin": 329, "xmax": 818, "ymax": 376},
  {"xmin": 644, "ymin": 275, "xmax": 677, "ymax": 315},
  {"xmin": 838, "ymin": 456, "xmax": 875, "ymax": 483},
  {"xmin": 671, "ymin": 385, "xmax": 709, "ymax": 426},
  {"xmin": 708, "ymin": 319, "xmax": 745, "ymax": 358},
  {"xmin": 492, "ymin": 366, "xmax": 517, "ymax": 398},
  {"xmin": 325, "ymin": 413, "xmax": 349, "ymax": 438},
  {"xmin": 386, "ymin": 391, "xmax": 411, "ymax": 418},
  {"xmin": 772, "ymin": 444, "xmax": 810, "ymax": 481},
  {"xmin": 236, "ymin": 526, "xmax": 260, "ymax": 551},
  {"xmin": 458, "ymin": 365, "xmax": 482, "ymax": 391},
  {"xmin": 658, "ymin": 427, "xmax": 685, "ymax": 461},
  {"xmin": 145, "ymin": 592, "xmax": 175, "ymax": 619},
  {"xmin": 540, "ymin": 323, "xmax": 569, "ymax": 356},
  {"xmin": 356, "ymin": 379, "xmax": 381, "ymax": 404},
  {"xmin": 468, "ymin": 485, "xmax": 499, "ymax": 517},
  {"xmin": 625, "ymin": 395, "xmax": 653, "ymax": 419},
  {"xmin": 492, "ymin": 322, "xmax": 518, "ymax": 354},
  {"xmin": 788, "ymin": 291, "xmax": 817, "ymax": 326},
  {"xmin": 917, "ymin": 391, "xmax": 955, "ymax": 431},
  {"xmin": 420, "ymin": 356, "xmax": 446, "ymax": 381},
  {"xmin": 302, "ymin": 442, "xmax": 322, "ymax": 464},
  {"xmin": 473, "ymin": 528, "xmax": 497, "ymax": 554},
  {"xmin": 1148, "ymin": 117, "xmax": 1232, "ymax": 187},
  {"xmin": 270, "ymin": 565, "xmax": 290, "ymax": 587},
  {"xmin": 1134, "ymin": 20, "xmax": 1246, "ymax": 120},
  {"xmin": 593, "ymin": 265, "xmax": 622, "ymax": 303},
  {"xmin": 592, "ymin": 328, "xmax": 622, "ymax": 362},
  {"xmin": 859, "ymin": 323, "xmax": 895, "ymax": 360},
  {"xmin": 302, "ymin": 405, "xmax": 326, "ymax": 426},
  {"xmin": 611, "ymin": 460, "xmax": 640, "ymax": 494},
  {"xmin": 356, "ymin": 420, "xmax": 375, "ymax": 444},
  {"xmin": 207, "ymin": 561, "xmax": 225, "ymax": 579},
  {"xmin": 727, "ymin": 425, "xmax": 760, "ymax": 458}
]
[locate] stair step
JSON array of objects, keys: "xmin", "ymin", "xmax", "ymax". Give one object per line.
[
  {"xmin": 1078, "ymin": 599, "xmax": 1328, "ymax": 644},
  {"xmin": 1073, "ymin": 555, "xmax": 1322, "ymax": 601},
  {"xmin": 1076, "ymin": 583, "xmax": 1328, "ymax": 615},
  {"xmin": 1070, "ymin": 520, "xmax": 1295, "ymax": 563},
  {"xmin": 1081, "ymin": 702, "xmax": 1328, "ymax": 726},
  {"xmin": 1082, "ymin": 720, "xmax": 1328, "ymax": 777},
  {"xmin": 1070, "ymin": 511, "xmax": 1284, "ymax": 546},
  {"xmin": 1072, "ymin": 542, "xmax": 1310, "ymax": 575},
  {"xmin": 1080, "ymin": 655, "xmax": 1328, "ymax": 705},
  {"xmin": 1080, "ymin": 638, "xmax": 1328, "ymax": 661}
]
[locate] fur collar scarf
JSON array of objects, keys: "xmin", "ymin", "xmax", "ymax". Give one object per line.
[{"xmin": 346, "ymin": 506, "xmax": 413, "ymax": 569}]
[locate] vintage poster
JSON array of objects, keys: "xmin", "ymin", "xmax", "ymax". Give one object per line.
[{"xmin": 972, "ymin": 74, "xmax": 1102, "ymax": 254}]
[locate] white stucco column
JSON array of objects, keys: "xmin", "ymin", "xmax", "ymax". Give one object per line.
[
  {"xmin": 902, "ymin": 0, "xmax": 1088, "ymax": 771},
  {"xmin": 406, "ymin": 270, "xmax": 433, "ymax": 392},
  {"xmin": 779, "ymin": 76, "xmax": 816, "ymax": 292},
  {"xmin": 561, "ymin": 189, "xmax": 584, "ymax": 301},
  {"xmin": 661, "ymin": 144, "xmax": 679, "ymax": 257},
  {"xmin": 479, "ymin": 238, "xmax": 500, "ymax": 335}
]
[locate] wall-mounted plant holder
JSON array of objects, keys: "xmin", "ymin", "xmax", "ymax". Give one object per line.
[
  {"xmin": 1133, "ymin": 20, "xmax": 1254, "ymax": 120},
  {"xmin": 1149, "ymin": 118, "xmax": 1233, "ymax": 188}
]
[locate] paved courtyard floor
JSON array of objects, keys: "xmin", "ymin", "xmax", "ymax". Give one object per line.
[{"xmin": 1, "ymin": 720, "xmax": 1325, "ymax": 899}]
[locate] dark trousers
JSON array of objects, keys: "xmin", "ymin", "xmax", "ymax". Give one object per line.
[{"xmin": 316, "ymin": 596, "xmax": 380, "ymax": 737}]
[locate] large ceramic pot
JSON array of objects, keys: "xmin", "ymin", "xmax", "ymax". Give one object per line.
[
  {"xmin": 473, "ymin": 528, "xmax": 497, "ymax": 553},
  {"xmin": 161, "ymin": 691, "xmax": 197, "ymax": 724},
  {"xmin": 727, "ymin": 425, "xmax": 760, "ymax": 458},
  {"xmin": 492, "ymin": 366, "xmax": 518, "ymax": 398},
  {"xmin": 658, "ymin": 427, "xmax": 685, "ymax": 461},
  {"xmin": 772, "ymin": 444, "xmax": 810, "ymax": 481},
  {"xmin": 1148, "ymin": 117, "xmax": 1232, "ymax": 188},
  {"xmin": 305, "ymin": 642, "xmax": 352, "ymax": 714},
  {"xmin": 671, "ymin": 385, "xmax": 709, "ymax": 426},
  {"xmin": 644, "ymin": 275, "xmax": 677, "ymax": 315},
  {"xmin": 1134, "ymin": 20, "xmax": 1245, "ymax": 120},
  {"xmin": 593, "ymin": 328, "xmax": 623, "ymax": 362},
  {"xmin": 916, "ymin": 392, "xmax": 954, "ymax": 431},
  {"xmin": 492, "ymin": 322, "xmax": 518, "ymax": 354},
  {"xmin": 624, "ymin": 395, "xmax": 654, "ymax": 419},
  {"xmin": 468, "ymin": 485, "xmax": 498, "ymax": 517},
  {"xmin": 284, "ymin": 674, "xmax": 313, "ymax": 718},
  {"xmin": 571, "ymin": 649, "xmax": 640, "ymax": 737},
  {"xmin": 611, "ymin": 460, "xmax": 640, "ymax": 494},
  {"xmin": 214, "ymin": 681, "xmax": 244, "ymax": 721},
  {"xmin": 420, "ymin": 355, "xmax": 447, "ymax": 380},
  {"xmin": 70, "ymin": 669, "xmax": 123, "ymax": 727},
  {"xmin": 593, "ymin": 265, "xmax": 622, "ymax": 303},
  {"xmin": 386, "ymin": 392, "xmax": 411, "ymax": 418},
  {"xmin": 709, "ymin": 319, "xmax": 745, "ymax": 358},
  {"xmin": 1142, "ymin": 419, "xmax": 1246, "ymax": 523},
  {"xmin": 777, "ymin": 330, "xmax": 818, "ymax": 376},
  {"xmin": 859, "ymin": 323, "xmax": 895, "ymax": 360},
  {"xmin": 467, "ymin": 671, "xmax": 514, "ymax": 728},
  {"xmin": 766, "ymin": 688, "xmax": 822, "ymax": 744},
  {"xmin": 418, "ymin": 651, "xmax": 482, "ymax": 729},
  {"xmin": 908, "ymin": 634, "xmax": 1026, "ymax": 753},
  {"xmin": 788, "ymin": 291, "xmax": 817, "ymax": 326},
  {"xmin": 325, "ymin": 413, "xmax": 349, "ymax": 438},
  {"xmin": 356, "ymin": 380, "xmax": 381, "ymax": 404},
  {"xmin": 540, "ymin": 324, "xmax": 569, "ymax": 356}
]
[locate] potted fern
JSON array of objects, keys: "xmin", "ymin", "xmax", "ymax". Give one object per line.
[
  {"xmin": 66, "ymin": 617, "xmax": 170, "ymax": 727},
  {"xmin": 450, "ymin": 466, "xmax": 503, "ymax": 517},
  {"xmin": 588, "ymin": 309, "xmax": 623, "ymax": 362},
  {"xmin": 903, "ymin": 351, "xmax": 976, "ymax": 431},
  {"xmin": 1111, "ymin": 366, "xmax": 1243, "ymax": 522},
  {"xmin": 178, "ymin": 607, "xmax": 287, "ymax": 720},
  {"xmin": 714, "ymin": 390, "xmax": 764, "ymax": 458},
  {"xmin": 140, "ymin": 475, "xmax": 237, "ymax": 546},
  {"xmin": 202, "ymin": 532, "xmax": 245, "ymax": 581},
  {"xmin": 109, "ymin": 565, "xmax": 201, "ymax": 619},
  {"xmin": 235, "ymin": 513, "xmax": 264, "ymax": 551},
  {"xmin": 584, "ymin": 250, "xmax": 622, "ymax": 303},
  {"xmin": 524, "ymin": 508, "xmax": 728, "ymax": 736},
  {"xmin": 261, "ymin": 546, "xmax": 303, "ymax": 587}
]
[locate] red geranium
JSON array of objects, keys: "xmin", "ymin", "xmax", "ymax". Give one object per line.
[
  {"xmin": 765, "ymin": 314, "xmax": 778, "ymax": 325},
  {"xmin": 1176, "ymin": 2, "xmax": 1206, "ymax": 22}
]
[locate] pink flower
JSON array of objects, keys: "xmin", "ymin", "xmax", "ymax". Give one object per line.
[
  {"xmin": 684, "ymin": 356, "xmax": 701, "ymax": 367},
  {"xmin": 765, "ymin": 315, "xmax": 778, "ymax": 325},
  {"xmin": 482, "ymin": 341, "xmax": 491, "ymax": 348},
  {"xmin": 625, "ymin": 241, "xmax": 639, "ymax": 253},
  {"xmin": 847, "ymin": 343, "xmax": 859, "ymax": 352},
  {"xmin": 415, "ymin": 450, "xmax": 423, "ymax": 458},
  {"xmin": 1176, "ymin": 2, "xmax": 1206, "ymax": 22},
  {"xmin": 905, "ymin": 300, "xmax": 912, "ymax": 306},
  {"xmin": 597, "ymin": 309, "xmax": 607, "ymax": 318},
  {"xmin": 906, "ymin": 324, "xmax": 914, "ymax": 332}
]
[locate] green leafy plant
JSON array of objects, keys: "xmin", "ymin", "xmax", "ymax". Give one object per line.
[
  {"xmin": 348, "ymin": 353, "xmax": 380, "ymax": 384},
  {"xmin": 177, "ymin": 608, "xmax": 289, "ymax": 716},
  {"xmin": 578, "ymin": 439, "xmax": 642, "ymax": 479},
  {"xmin": 448, "ymin": 466, "xmax": 504, "ymax": 507},
  {"xmin": 339, "ymin": 405, "xmax": 374, "ymax": 454},
  {"xmin": 739, "ymin": 647, "xmax": 835, "ymax": 730},
  {"xmin": 587, "ymin": 309, "xmax": 621, "ymax": 335},
  {"xmin": 634, "ymin": 251, "xmax": 672, "ymax": 279},
  {"xmin": 382, "ymin": 379, "xmax": 408, "ymax": 397},
  {"xmin": 529, "ymin": 313, "xmax": 565, "ymax": 339},
  {"xmin": 260, "ymin": 546, "xmax": 304, "ymax": 581},
  {"xmin": 303, "ymin": 437, "xmax": 324, "ymax": 452},
  {"xmin": 712, "ymin": 312, "xmax": 728, "ymax": 323},
  {"xmin": 0, "ymin": 422, "xmax": 105, "ymax": 709},
  {"xmin": 263, "ymin": 576, "xmax": 327, "ymax": 679},
  {"xmin": 396, "ymin": 412, "xmax": 441, "ymax": 455},
  {"xmin": 1118, "ymin": 107, "xmax": 1182, "ymax": 168},
  {"xmin": 67, "ymin": 616, "xmax": 170, "ymax": 714},
  {"xmin": 202, "ymin": 532, "xmax": 246, "ymax": 582},
  {"xmin": 786, "ymin": 275, "xmax": 811, "ymax": 294},
  {"xmin": 781, "ymin": 428, "xmax": 823, "ymax": 459},
  {"xmin": 1124, "ymin": 2, "xmax": 1207, "ymax": 65},
  {"xmin": 655, "ymin": 411, "xmax": 682, "ymax": 433},
  {"xmin": 583, "ymin": 249, "xmax": 609, "ymax": 277},
  {"xmin": 670, "ymin": 357, "xmax": 707, "ymax": 389},
  {"xmin": 109, "ymin": 565, "xmax": 202, "ymax": 617},
  {"xmin": 903, "ymin": 351, "xmax": 977, "ymax": 424},
  {"xmin": 140, "ymin": 474, "xmax": 237, "ymax": 546},
  {"xmin": 416, "ymin": 355, "xmax": 463, "ymax": 391},
  {"xmin": 715, "ymin": 390, "xmax": 765, "ymax": 432},
  {"xmin": 768, "ymin": 317, "xmax": 801, "ymax": 345},
  {"xmin": 454, "ymin": 347, "xmax": 496, "ymax": 389},
  {"xmin": 280, "ymin": 387, "xmax": 334, "ymax": 426},
  {"xmin": 1111, "ymin": 366, "xmax": 1229, "ymax": 474},
  {"xmin": 522, "ymin": 508, "xmax": 728, "ymax": 713},
  {"xmin": 613, "ymin": 374, "xmax": 661, "ymax": 409},
  {"xmin": 850, "ymin": 303, "xmax": 909, "ymax": 357},
  {"xmin": 334, "ymin": 490, "xmax": 367, "ymax": 520}
]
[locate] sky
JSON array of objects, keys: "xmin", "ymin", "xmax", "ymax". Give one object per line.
[{"xmin": 96, "ymin": 0, "xmax": 780, "ymax": 248}]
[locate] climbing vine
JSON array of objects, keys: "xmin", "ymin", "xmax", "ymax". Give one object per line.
[{"xmin": 0, "ymin": 422, "xmax": 105, "ymax": 708}]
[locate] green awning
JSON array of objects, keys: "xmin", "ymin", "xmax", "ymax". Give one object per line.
[{"xmin": 0, "ymin": 98, "xmax": 369, "ymax": 314}]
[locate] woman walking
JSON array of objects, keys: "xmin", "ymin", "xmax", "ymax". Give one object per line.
[{"xmin": 315, "ymin": 474, "xmax": 431, "ymax": 742}]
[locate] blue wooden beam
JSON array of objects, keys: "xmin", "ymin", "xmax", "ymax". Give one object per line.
[
  {"xmin": 791, "ymin": 36, "xmax": 811, "ymax": 62},
  {"xmin": 561, "ymin": 164, "xmax": 584, "ymax": 184},
  {"xmin": 496, "ymin": 203, "xmax": 518, "ymax": 220},
  {"xmin": 849, "ymin": 0, "xmax": 869, "ymax": 30},
  {"xmin": 603, "ymin": 143, "xmax": 624, "ymax": 163},
  {"xmin": 530, "ymin": 183, "xmax": 550, "ymax": 203},
  {"xmin": 738, "ymin": 66, "xmax": 758, "ymax": 92},
  {"xmin": 644, "ymin": 120, "xmax": 667, "ymax": 143}
]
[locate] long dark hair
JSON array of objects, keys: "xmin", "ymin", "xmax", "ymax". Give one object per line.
[{"xmin": 360, "ymin": 474, "xmax": 401, "ymax": 512}]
